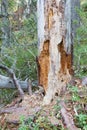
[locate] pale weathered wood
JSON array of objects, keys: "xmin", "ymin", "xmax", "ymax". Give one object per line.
[
  {"xmin": 0, "ymin": 65, "xmax": 24, "ymax": 98},
  {"xmin": 60, "ymin": 101, "xmax": 80, "ymax": 130},
  {"xmin": 37, "ymin": 0, "xmax": 80, "ymax": 104},
  {"xmin": 0, "ymin": 74, "xmax": 28, "ymax": 89}
]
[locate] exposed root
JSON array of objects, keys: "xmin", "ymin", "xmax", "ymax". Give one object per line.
[{"xmin": 60, "ymin": 101, "xmax": 79, "ymax": 130}]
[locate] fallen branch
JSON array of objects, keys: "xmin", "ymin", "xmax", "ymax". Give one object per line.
[
  {"xmin": 0, "ymin": 75, "xmax": 37, "ymax": 92},
  {"xmin": 0, "ymin": 74, "xmax": 39, "ymax": 97},
  {"xmin": 0, "ymin": 74, "xmax": 28, "ymax": 89},
  {"xmin": 0, "ymin": 64, "xmax": 24, "ymax": 98},
  {"xmin": 60, "ymin": 101, "xmax": 79, "ymax": 130}
]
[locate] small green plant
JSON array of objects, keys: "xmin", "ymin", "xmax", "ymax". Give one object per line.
[
  {"xmin": 67, "ymin": 85, "xmax": 80, "ymax": 102},
  {"xmin": 68, "ymin": 84, "xmax": 87, "ymax": 129},
  {"xmin": 18, "ymin": 116, "xmax": 39, "ymax": 130},
  {"xmin": 72, "ymin": 94, "xmax": 80, "ymax": 102},
  {"xmin": 54, "ymin": 104, "xmax": 61, "ymax": 112},
  {"xmin": 75, "ymin": 114, "xmax": 87, "ymax": 129},
  {"xmin": 36, "ymin": 116, "xmax": 58, "ymax": 130},
  {"xmin": 18, "ymin": 116, "xmax": 28, "ymax": 130},
  {"xmin": 18, "ymin": 114, "xmax": 67, "ymax": 130},
  {"xmin": 0, "ymin": 89, "xmax": 17, "ymax": 104}
]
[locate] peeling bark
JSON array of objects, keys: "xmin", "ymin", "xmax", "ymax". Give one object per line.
[{"xmin": 37, "ymin": 0, "xmax": 79, "ymax": 104}]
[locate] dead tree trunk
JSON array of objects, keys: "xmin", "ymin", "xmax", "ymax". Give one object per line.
[{"xmin": 37, "ymin": 0, "xmax": 79, "ymax": 104}]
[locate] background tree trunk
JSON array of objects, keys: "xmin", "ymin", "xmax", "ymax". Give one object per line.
[
  {"xmin": 1, "ymin": 0, "xmax": 11, "ymax": 47},
  {"xmin": 37, "ymin": 0, "xmax": 80, "ymax": 104},
  {"xmin": 71, "ymin": 0, "xmax": 80, "ymax": 42}
]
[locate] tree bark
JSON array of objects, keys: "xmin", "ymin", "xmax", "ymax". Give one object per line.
[
  {"xmin": 71, "ymin": 0, "xmax": 80, "ymax": 42},
  {"xmin": 37, "ymin": 0, "xmax": 80, "ymax": 104},
  {"xmin": 1, "ymin": 0, "xmax": 11, "ymax": 47}
]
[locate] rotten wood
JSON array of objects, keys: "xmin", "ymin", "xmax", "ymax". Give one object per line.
[
  {"xmin": 38, "ymin": 40, "xmax": 50, "ymax": 92},
  {"xmin": 37, "ymin": 0, "xmax": 76, "ymax": 104}
]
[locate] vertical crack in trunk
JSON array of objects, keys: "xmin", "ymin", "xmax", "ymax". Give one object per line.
[{"xmin": 48, "ymin": 9, "xmax": 53, "ymax": 29}]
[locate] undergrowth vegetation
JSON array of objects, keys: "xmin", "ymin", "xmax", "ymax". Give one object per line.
[
  {"xmin": 17, "ymin": 84, "xmax": 87, "ymax": 130},
  {"xmin": 74, "ymin": 3, "xmax": 87, "ymax": 78},
  {"xmin": 17, "ymin": 3, "xmax": 87, "ymax": 129},
  {"xmin": 0, "ymin": 1, "xmax": 87, "ymax": 130},
  {"xmin": 68, "ymin": 85, "xmax": 87, "ymax": 130},
  {"xmin": 0, "ymin": 0, "xmax": 37, "ymax": 104}
]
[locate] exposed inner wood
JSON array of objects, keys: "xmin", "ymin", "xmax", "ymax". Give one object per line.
[
  {"xmin": 38, "ymin": 40, "xmax": 50, "ymax": 92},
  {"xmin": 48, "ymin": 9, "xmax": 53, "ymax": 29},
  {"xmin": 37, "ymin": 0, "xmax": 73, "ymax": 104},
  {"xmin": 58, "ymin": 40, "xmax": 73, "ymax": 75}
]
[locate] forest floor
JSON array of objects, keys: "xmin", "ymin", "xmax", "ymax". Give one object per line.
[{"xmin": 0, "ymin": 80, "xmax": 87, "ymax": 130}]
